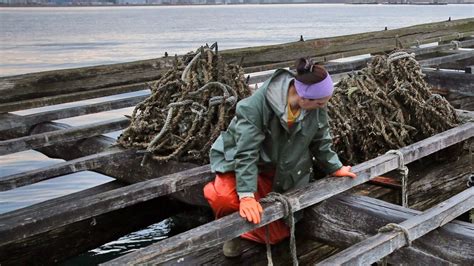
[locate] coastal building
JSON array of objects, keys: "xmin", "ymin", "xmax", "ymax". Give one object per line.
[{"xmin": 1, "ymin": 0, "xmax": 473, "ymax": 6}]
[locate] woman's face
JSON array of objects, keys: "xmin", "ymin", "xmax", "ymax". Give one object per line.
[{"xmin": 297, "ymin": 95, "xmax": 331, "ymax": 110}]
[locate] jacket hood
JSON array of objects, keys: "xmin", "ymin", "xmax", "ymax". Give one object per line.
[{"xmin": 265, "ymin": 69, "xmax": 306, "ymax": 123}]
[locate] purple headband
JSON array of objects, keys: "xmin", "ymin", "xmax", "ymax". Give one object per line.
[{"xmin": 294, "ymin": 74, "xmax": 334, "ymax": 99}]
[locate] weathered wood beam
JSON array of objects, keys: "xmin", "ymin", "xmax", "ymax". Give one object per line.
[
  {"xmin": 420, "ymin": 51, "xmax": 474, "ymax": 67},
  {"xmin": 424, "ymin": 70, "xmax": 474, "ymax": 111},
  {"xmin": 2, "ymin": 19, "xmax": 472, "ymax": 103},
  {"xmin": 439, "ymin": 56, "xmax": 474, "ymax": 71},
  {"xmin": 456, "ymin": 109, "xmax": 474, "ymax": 122},
  {"xmin": 317, "ymin": 187, "xmax": 474, "ymax": 265},
  {"xmin": 161, "ymin": 229, "xmax": 340, "ymax": 266},
  {"xmin": 424, "ymin": 69, "xmax": 474, "ymax": 97},
  {"xmin": 222, "ymin": 19, "xmax": 474, "ymax": 67},
  {"xmin": 0, "ymin": 118, "xmax": 130, "ymax": 156},
  {"xmin": 244, "ymin": 35, "xmax": 474, "ymax": 75},
  {"xmin": 303, "ymin": 194, "xmax": 474, "ymax": 265},
  {"xmin": 0, "ymin": 182, "xmax": 187, "ymax": 265},
  {"xmin": 0, "ymin": 94, "xmax": 147, "ymax": 133},
  {"xmin": 103, "ymin": 122, "xmax": 474, "ymax": 265},
  {"xmin": 0, "ymin": 164, "xmax": 212, "ymax": 252},
  {"xmin": 0, "ymin": 82, "xmax": 147, "ymax": 114},
  {"xmin": 407, "ymin": 150, "xmax": 472, "ymax": 210},
  {"xmin": 0, "ymin": 62, "xmax": 169, "ymax": 104},
  {"xmin": 248, "ymin": 39, "xmax": 474, "ymax": 85},
  {"xmin": 408, "ymin": 39, "xmax": 474, "ymax": 56},
  {"xmin": 0, "ymin": 147, "xmax": 138, "ymax": 191}
]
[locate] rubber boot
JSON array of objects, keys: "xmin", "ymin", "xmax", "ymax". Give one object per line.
[{"xmin": 222, "ymin": 237, "xmax": 243, "ymax": 258}]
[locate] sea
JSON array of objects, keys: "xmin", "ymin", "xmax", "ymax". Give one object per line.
[{"xmin": 0, "ymin": 3, "xmax": 473, "ymax": 264}]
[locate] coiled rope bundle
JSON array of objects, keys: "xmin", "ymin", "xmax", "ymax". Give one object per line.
[
  {"xmin": 325, "ymin": 50, "xmax": 460, "ymax": 165},
  {"xmin": 118, "ymin": 44, "xmax": 251, "ymax": 164}
]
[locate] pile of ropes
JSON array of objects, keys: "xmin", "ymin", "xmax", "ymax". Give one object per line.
[
  {"xmin": 118, "ymin": 44, "xmax": 250, "ymax": 164},
  {"xmin": 324, "ymin": 51, "xmax": 460, "ymax": 165}
]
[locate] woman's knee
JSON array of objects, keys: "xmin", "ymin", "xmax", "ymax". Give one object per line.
[{"xmin": 204, "ymin": 181, "xmax": 239, "ymax": 208}]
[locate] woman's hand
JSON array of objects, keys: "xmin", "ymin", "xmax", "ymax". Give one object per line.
[
  {"xmin": 239, "ymin": 197, "xmax": 263, "ymax": 224},
  {"xmin": 331, "ymin": 166, "xmax": 357, "ymax": 179}
]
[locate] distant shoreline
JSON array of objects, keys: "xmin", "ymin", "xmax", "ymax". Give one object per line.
[{"xmin": 1, "ymin": 3, "xmax": 472, "ymax": 8}]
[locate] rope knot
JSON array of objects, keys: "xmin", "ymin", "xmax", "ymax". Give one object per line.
[
  {"xmin": 451, "ymin": 40, "xmax": 460, "ymax": 50},
  {"xmin": 378, "ymin": 223, "xmax": 412, "ymax": 247}
]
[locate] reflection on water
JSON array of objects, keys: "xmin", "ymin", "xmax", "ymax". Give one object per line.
[
  {"xmin": 0, "ymin": 150, "xmax": 114, "ymax": 214},
  {"xmin": 62, "ymin": 220, "xmax": 171, "ymax": 265}
]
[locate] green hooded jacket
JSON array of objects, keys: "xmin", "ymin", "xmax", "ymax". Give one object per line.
[{"xmin": 210, "ymin": 69, "xmax": 342, "ymax": 196}]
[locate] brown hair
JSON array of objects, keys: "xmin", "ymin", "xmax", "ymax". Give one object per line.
[{"xmin": 295, "ymin": 58, "xmax": 328, "ymax": 84}]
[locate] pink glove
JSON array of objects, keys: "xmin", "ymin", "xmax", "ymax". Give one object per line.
[
  {"xmin": 331, "ymin": 166, "xmax": 357, "ymax": 179},
  {"xmin": 239, "ymin": 197, "xmax": 263, "ymax": 224}
]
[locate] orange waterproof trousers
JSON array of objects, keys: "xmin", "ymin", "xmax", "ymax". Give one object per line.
[{"xmin": 203, "ymin": 171, "xmax": 290, "ymax": 244}]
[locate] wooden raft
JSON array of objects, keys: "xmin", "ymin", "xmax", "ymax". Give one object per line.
[{"xmin": 0, "ymin": 19, "xmax": 473, "ymax": 265}]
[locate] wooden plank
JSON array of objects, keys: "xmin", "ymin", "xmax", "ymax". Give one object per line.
[
  {"xmin": 222, "ymin": 19, "xmax": 474, "ymax": 67},
  {"xmin": 0, "ymin": 147, "xmax": 138, "ymax": 191},
  {"xmin": 303, "ymin": 194, "xmax": 474, "ymax": 265},
  {"xmin": 424, "ymin": 69, "xmax": 474, "ymax": 97},
  {"xmin": 316, "ymin": 187, "xmax": 474, "ymax": 266},
  {"xmin": 247, "ymin": 39, "xmax": 474, "ymax": 85},
  {"xmin": 2, "ymin": 19, "xmax": 472, "ymax": 103},
  {"xmin": 0, "ymin": 94, "xmax": 147, "ymax": 133},
  {"xmin": 0, "ymin": 82, "xmax": 147, "ymax": 113},
  {"xmin": 408, "ymin": 38, "xmax": 474, "ymax": 56},
  {"xmin": 162, "ymin": 229, "xmax": 340, "ymax": 266},
  {"xmin": 0, "ymin": 61, "xmax": 170, "ymax": 104},
  {"xmin": 103, "ymin": 122, "xmax": 474, "ymax": 265},
  {"xmin": 420, "ymin": 51, "xmax": 474, "ymax": 67},
  {"xmin": 407, "ymin": 151, "xmax": 472, "ymax": 211},
  {"xmin": 0, "ymin": 118, "xmax": 130, "ymax": 156},
  {"xmin": 456, "ymin": 109, "xmax": 474, "ymax": 121}
]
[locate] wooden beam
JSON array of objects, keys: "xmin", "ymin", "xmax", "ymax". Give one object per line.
[
  {"xmin": 316, "ymin": 187, "xmax": 474, "ymax": 266},
  {"xmin": 424, "ymin": 69, "xmax": 474, "ymax": 97},
  {"xmin": 456, "ymin": 109, "xmax": 474, "ymax": 121},
  {"xmin": 0, "ymin": 164, "xmax": 212, "ymax": 247},
  {"xmin": 103, "ymin": 122, "xmax": 474, "ymax": 265},
  {"xmin": 247, "ymin": 39, "xmax": 474, "ymax": 85},
  {"xmin": 0, "ymin": 181, "xmax": 187, "ymax": 265},
  {"xmin": 0, "ymin": 82, "xmax": 147, "ymax": 113},
  {"xmin": 303, "ymin": 194, "xmax": 474, "ymax": 265},
  {"xmin": 222, "ymin": 19, "xmax": 474, "ymax": 67},
  {"xmin": 0, "ymin": 147, "xmax": 138, "ymax": 191},
  {"xmin": 408, "ymin": 39, "xmax": 474, "ymax": 56},
  {"xmin": 420, "ymin": 51, "xmax": 474, "ymax": 67},
  {"xmin": 0, "ymin": 118, "xmax": 129, "ymax": 156},
  {"xmin": 0, "ymin": 94, "xmax": 147, "ymax": 133}
]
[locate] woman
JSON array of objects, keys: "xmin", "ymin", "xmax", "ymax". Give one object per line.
[{"xmin": 203, "ymin": 58, "xmax": 357, "ymax": 257}]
